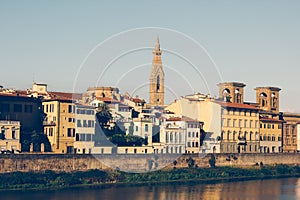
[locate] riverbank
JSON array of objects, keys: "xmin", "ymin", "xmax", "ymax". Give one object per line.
[{"xmin": 1, "ymin": 164, "xmax": 300, "ymax": 191}]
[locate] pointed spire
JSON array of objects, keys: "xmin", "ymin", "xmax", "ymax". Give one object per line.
[{"xmin": 155, "ymin": 35, "xmax": 160, "ymax": 51}]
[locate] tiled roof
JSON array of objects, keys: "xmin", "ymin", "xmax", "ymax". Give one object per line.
[
  {"xmin": 95, "ymin": 97, "xmax": 120, "ymax": 103},
  {"xmin": 49, "ymin": 92, "xmax": 82, "ymax": 100},
  {"xmin": 260, "ymin": 117, "xmax": 283, "ymax": 123},
  {"xmin": 215, "ymin": 101, "xmax": 260, "ymax": 110},
  {"xmin": 167, "ymin": 116, "xmax": 203, "ymax": 123},
  {"xmin": 130, "ymin": 97, "xmax": 146, "ymax": 103}
]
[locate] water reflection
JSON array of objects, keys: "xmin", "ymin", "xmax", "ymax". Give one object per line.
[{"xmin": 2, "ymin": 178, "xmax": 300, "ymax": 200}]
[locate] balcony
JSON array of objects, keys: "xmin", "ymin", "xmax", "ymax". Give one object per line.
[
  {"xmin": 237, "ymin": 136, "xmax": 247, "ymax": 145},
  {"xmin": 0, "ymin": 120, "xmax": 20, "ymax": 125},
  {"xmin": 43, "ymin": 121, "xmax": 56, "ymax": 126}
]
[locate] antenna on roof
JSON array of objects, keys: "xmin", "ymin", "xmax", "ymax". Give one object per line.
[{"xmin": 32, "ymin": 73, "xmax": 35, "ymax": 83}]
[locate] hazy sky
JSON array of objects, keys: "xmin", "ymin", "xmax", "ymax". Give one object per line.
[{"xmin": 1, "ymin": 1, "xmax": 300, "ymax": 112}]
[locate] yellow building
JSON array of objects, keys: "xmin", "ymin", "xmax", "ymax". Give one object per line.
[
  {"xmin": 217, "ymin": 101, "xmax": 260, "ymax": 153},
  {"xmin": 43, "ymin": 99, "xmax": 75, "ymax": 153},
  {"xmin": 259, "ymin": 117, "xmax": 283, "ymax": 153}
]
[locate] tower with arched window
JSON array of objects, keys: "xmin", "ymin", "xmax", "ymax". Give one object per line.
[
  {"xmin": 150, "ymin": 36, "xmax": 164, "ymax": 107},
  {"xmin": 217, "ymin": 82, "xmax": 246, "ymax": 104},
  {"xmin": 255, "ymin": 87, "xmax": 281, "ymax": 112}
]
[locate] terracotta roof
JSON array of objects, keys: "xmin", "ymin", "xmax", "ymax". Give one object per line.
[
  {"xmin": 167, "ymin": 116, "xmax": 203, "ymax": 123},
  {"xmin": 260, "ymin": 117, "xmax": 283, "ymax": 123},
  {"xmin": 49, "ymin": 92, "xmax": 82, "ymax": 100},
  {"xmin": 130, "ymin": 97, "xmax": 146, "ymax": 103},
  {"xmin": 95, "ymin": 97, "xmax": 120, "ymax": 103},
  {"xmin": 215, "ymin": 101, "xmax": 260, "ymax": 110}
]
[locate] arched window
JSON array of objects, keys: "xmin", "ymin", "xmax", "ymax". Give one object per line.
[
  {"xmin": 166, "ymin": 132, "xmax": 169, "ymax": 143},
  {"xmin": 156, "ymin": 76, "xmax": 160, "ymax": 91}
]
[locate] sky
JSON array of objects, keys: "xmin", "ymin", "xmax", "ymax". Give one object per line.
[{"xmin": 0, "ymin": 1, "xmax": 300, "ymax": 112}]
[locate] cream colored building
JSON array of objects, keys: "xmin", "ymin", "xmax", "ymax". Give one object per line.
[
  {"xmin": 282, "ymin": 112, "xmax": 300, "ymax": 152},
  {"xmin": 43, "ymin": 99, "xmax": 75, "ymax": 153},
  {"xmin": 0, "ymin": 120, "xmax": 21, "ymax": 152},
  {"xmin": 74, "ymin": 104, "xmax": 96, "ymax": 154},
  {"xmin": 166, "ymin": 94, "xmax": 222, "ymax": 153}
]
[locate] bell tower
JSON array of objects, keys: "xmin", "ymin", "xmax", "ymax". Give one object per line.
[
  {"xmin": 150, "ymin": 36, "xmax": 164, "ymax": 107},
  {"xmin": 255, "ymin": 87, "xmax": 281, "ymax": 112}
]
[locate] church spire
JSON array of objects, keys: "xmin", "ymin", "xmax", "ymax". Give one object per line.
[{"xmin": 155, "ymin": 35, "xmax": 160, "ymax": 51}]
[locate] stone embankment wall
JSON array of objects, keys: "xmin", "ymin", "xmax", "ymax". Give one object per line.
[{"xmin": 0, "ymin": 153, "xmax": 300, "ymax": 173}]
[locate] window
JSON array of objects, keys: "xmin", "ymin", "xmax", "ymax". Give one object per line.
[
  {"xmin": 83, "ymin": 120, "xmax": 87, "ymax": 127},
  {"xmin": 68, "ymin": 118, "xmax": 73, "ymax": 122},
  {"xmin": 91, "ymin": 121, "xmax": 94, "ymax": 128},
  {"xmin": 239, "ymin": 120, "xmax": 242, "ymax": 128},
  {"xmin": 272, "ymin": 135, "xmax": 275, "ymax": 141},
  {"xmin": 88, "ymin": 120, "xmax": 92, "ymax": 127},
  {"xmin": 244, "ymin": 120, "xmax": 247, "ymax": 128},
  {"xmin": 233, "ymin": 119, "xmax": 237, "ymax": 127},
  {"xmin": 272, "ymin": 124, "xmax": 275, "ymax": 129},
  {"xmin": 50, "ymin": 104, "xmax": 54, "ymax": 112},
  {"xmin": 24, "ymin": 105, "xmax": 33, "ymax": 113},
  {"xmin": 166, "ymin": 132, "xmax": 169, "ymax": 143},
  {"xmin": 227, "ymin": 119, "xmax": 231, "ymax": 127},
  {"xmin": 86, "ymin": 134, "xmax": 91, "ymax": 141},
  {"xmin": 67, "ymin": 128, "xmax": 75, "ymax": 137},
  {"xmin": 68, "ymin": 105, "xmax": 74, "ymax": 113},
  {"xmin": 77, "ymin": 120, "xmax": 82, "ymax": 127},
  {"xmin": 249, "ymin": 120, "xmax": 253, "ymax": 128},
  {"xmin": 135, "ymin": 126, "xmax": 138, "ymax": 132},
  {"xmin": 0, "ymin": 103, "xmax": 10, "ymax": 112},
  {"xmin": 188, "ymin": 132, "xmax": 191, "ymax": 137},
  {"xmin": 14, "ymin": 104, "xmax": 22, "ymax": 112},
  {"xmin": 12, "ymin": 129, "xmax": 16, "ymax": 139},
  {"xmin": 80, "ymin": 134, "xmax": 85, "ymax": 141},
  {"xmin": 49, "ymin": 128, "xmax": 53, "ymax": 136},
  {"xmin": 145, "ymin": 124, "xmax": 149, "ymax": 132}
]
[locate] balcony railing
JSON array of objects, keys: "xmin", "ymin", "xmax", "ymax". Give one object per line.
[
  {"xmin": 237, "ymin": 137, "xmax": 247, "ymax": 145},
  {"xmin": 0, "ymin": 120, "xmax": 20, "ymax": 125},
  {"xmin": 43, "ymin": 121, "xmax": 56, "ymax": 126}
]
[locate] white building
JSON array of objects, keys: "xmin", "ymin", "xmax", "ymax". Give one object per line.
[
  {"xmin": 0, "ymin": 120, "xmax": 21, "ymax": 152},
  {"xmin": 166, "ymin": 93, "xmax": 222, "ymax": 153}
]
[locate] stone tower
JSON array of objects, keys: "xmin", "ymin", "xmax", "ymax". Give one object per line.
[
  {"xmin": 217, "ymin": 82, "xmax": 246, "ymax": 103},
  {"xmin": 255, "ymin": 87, "xmax": 281, "ymax": 112},
  {"xmin": 150, "ymin": 36, "xmax": 164, "ymax": 107}
]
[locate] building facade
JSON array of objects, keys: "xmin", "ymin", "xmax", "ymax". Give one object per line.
[
  {"xmin": 43, "ymin": 99, "xmax": 75, "ymax": 153},
  {"xmin": 259, "ymin": 117, "xmax": 283, "ymax": 153},
  {"xmin": 74, "ymin": 104, "xmax": 96, "ymax": 154},
  {"xmin": 0, "ymin": 120, "xmax": 21, "ymax": 152}
]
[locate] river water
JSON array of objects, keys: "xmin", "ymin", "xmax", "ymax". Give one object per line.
[{"xmin": 2, "ymin": 177, "xmax": 300, "ymax": 200}]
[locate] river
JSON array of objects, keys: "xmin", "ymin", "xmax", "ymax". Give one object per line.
[{"xmin": 2, "ymin": 177, "xmax": 300, "ymax": 200}]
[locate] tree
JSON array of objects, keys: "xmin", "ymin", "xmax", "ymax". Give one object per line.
[{"xmin": 96, "ymin": 103, "xmax": 112, "ymax": 127}]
